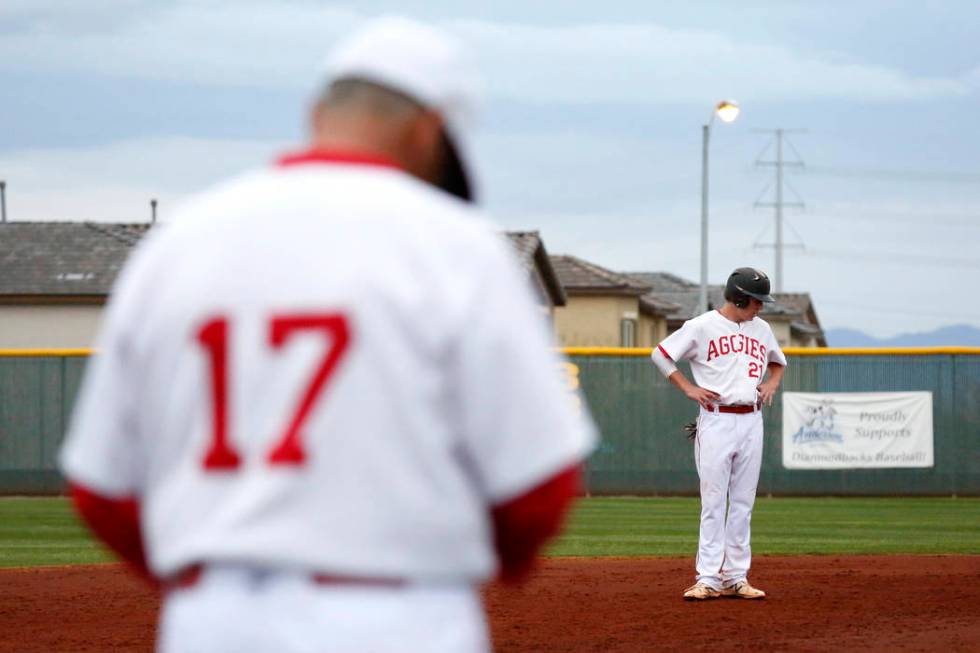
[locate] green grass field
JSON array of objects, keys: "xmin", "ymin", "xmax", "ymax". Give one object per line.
[
  {"xmin": 1, "ymin": 496, "xmax": 978, "ymax": 569},
  {"xmin": 549, "ymin": 496, "xmax": 980, "ymax": 557}
]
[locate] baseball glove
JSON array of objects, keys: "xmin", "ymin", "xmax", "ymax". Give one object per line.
[{"xmin": 683, "ymin": 420, "xmax": 698, "ymax": 441}]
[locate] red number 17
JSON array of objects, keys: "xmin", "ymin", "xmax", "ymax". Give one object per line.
[{"xmin": 196, "ymin": 313, "xmax": 351, "ymax": 471}]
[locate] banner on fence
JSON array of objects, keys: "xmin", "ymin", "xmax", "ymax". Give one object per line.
[{"xmin": 782, "ymin": 391, "xmax": 933, "ymax": 469}]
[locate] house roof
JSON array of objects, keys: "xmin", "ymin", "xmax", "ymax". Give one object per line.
[
  {"xmin": 0, "ymin": 221, "xmax": 152, "ymax": 296},
  {"xmin": 791, "ymin": 320, "xmax": 823, "ymax": 336},
  {"xmin": 638, "ymin": 294, "xmax": 682, "ymax": 317},
  {"xmin": 626, "ymin": 271, "xmax": 825, "ymax": 343},
  {"xmin": 504, "ymin": 231, "xmax": 566, "ymax": 307},
  {"xmin": 626, "ymin": 271, "xmax": 697, "ymax": 293},
  {"xmin": 0, "ymin": 222, "xmax": 569, "ymax": 310},
  {"xmin": 770, "ymin": 292, "xmax": 815, "ymax": 316},
  {"xmin": 777, "ymin": 292, "xmax": 827, "ymax": 345},
  {"xmin": 551, "ymin": 255, "xmax": 651, "ymax": 296}
]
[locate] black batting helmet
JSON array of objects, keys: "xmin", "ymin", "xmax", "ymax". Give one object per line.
[{"xmin": 725, "ymin": 267, "xmax": 775, "ymax": 307}]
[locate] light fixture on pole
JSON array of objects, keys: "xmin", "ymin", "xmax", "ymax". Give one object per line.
[{"xmin": 698, "ymin": 99, "xmax": 740, "ymax": 315}]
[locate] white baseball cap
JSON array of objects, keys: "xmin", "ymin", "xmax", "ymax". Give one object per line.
[{"xmin": 321, "ymin": 16, "xmax": 481, "ymax": 202}]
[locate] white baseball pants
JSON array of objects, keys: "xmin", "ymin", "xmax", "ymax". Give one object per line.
[
  {"xmin": 157, "ymin": 566, "xmax": 490, "ymax": 653},
  {"xmin": 693, "ymin": 407, "xmax": 764, "ymax": 590}
]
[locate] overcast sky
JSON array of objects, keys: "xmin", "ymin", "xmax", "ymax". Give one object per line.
[{"xmin": 2, "ymin": 1, "xmax": 978, "ymax": 337}]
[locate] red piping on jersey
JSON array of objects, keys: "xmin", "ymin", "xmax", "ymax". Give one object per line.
[
  {"xmin": 276, "ymin": 149, "xmax": 403, "ymax": 170},
  {"xmin": 657, "ymin": 345, "xmax": 673, "ymax": 361},
  {"xmin": 67, "ymin": 481, "xmax": 157, "ymax": 586},
  {"xmin": 491, "ymin": 463, "xmax": 582, "ymax": 584}
]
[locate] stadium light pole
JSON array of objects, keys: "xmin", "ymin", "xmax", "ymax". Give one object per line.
[{"xmin": 698, "ymin": 100, "xmax": 740, "ymax": 315}]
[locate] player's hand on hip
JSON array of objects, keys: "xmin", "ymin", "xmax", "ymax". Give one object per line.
[
  {"xmin": 685, "ymin": 386, "xmax": 720, "ymax": 411},
  {"xmin": 757, "ymin": 382, "xmax": 776, "ymax": 406}
]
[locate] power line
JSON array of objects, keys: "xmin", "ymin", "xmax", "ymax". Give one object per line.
[
  {"xmin": 806, "ymin": 166, "xmax": 980, "ymax": 184},
  {"xmin": 802, "ymin": 248, "xmax": 980, "ymax": 269},
  {"xmin": 808, "ymin": 210, "xmax": 980, "ymax": 226}
]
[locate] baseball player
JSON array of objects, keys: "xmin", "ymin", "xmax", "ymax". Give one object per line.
[
  {"xmin": 59, "ymin": 17, "xmax": 596, "ymax": 653},
  {"xmin": 651, "ymin": 268, "xmax": 786, "ymax": 600}
]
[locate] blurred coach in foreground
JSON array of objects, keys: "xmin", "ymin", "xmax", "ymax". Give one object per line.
[{"xmin": 60, "ymin": 17, "xmax": 596, "ymax": 653}]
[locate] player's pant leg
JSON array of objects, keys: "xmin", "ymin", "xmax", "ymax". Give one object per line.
[
  {"xmin": 721, "ymin": 411, "xmax": 764, "ymax": 586},
  {"xmin": 693, "ymin": 410, "xmax": 735, "ymax": 590}
]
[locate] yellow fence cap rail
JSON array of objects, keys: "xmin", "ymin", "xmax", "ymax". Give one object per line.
[
  {"xmin": 0, "ymin": 349, "xmax": 94, "ymax": 357},
  {"xmin": 784, "ymin": 346, "xmax": 980, "ymax": 356},
  {"xmin": 2, "ymin": 346, "xmax": 979, "ymax": 359},
  {"xmin": 561, "ymin": 346, "xmax": 980, "ymax": 357}
]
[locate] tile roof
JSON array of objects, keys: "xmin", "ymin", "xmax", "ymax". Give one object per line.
[
  {"xmin": 0, "ymin": 222, "xmax": 152, "ymax": 296},
  {"xmin": 626, "ymin": 271, "xmax": 697, "ymax": 293},
  {"xmin": 550, "ymin": 255, "xmax": 651, "ymax": 295},
  {"xmin": 770, "ymin": 292, "xmax": 819, "ymax": 321},
  {"xmin": 769, "ymin": 292, "xmax": 813, "ymax": 315},
  {"xmin": 0, "ymin": 223, "xmax": 569, "ymax": 308},
  {"xmin": 626, "ymin": 271, "xmax": 813, "ymax": 323},
  {"xmin": 639, "ymin": 294, "xmax": 682, "ymax": 316},
  {"xmin": 791, "ymin": 320, "xmax": 823, "ymax": 336},
  {"xmin": 505, "ymin": 231, "xmax": 541, "ymax": 264},
  {"xmin": 648, "ymin": 286, "xmax": 732, "ymax": 321},
  {"xmin": 504, "ymin": 231, "xmax": 566, "ymax": 306}
]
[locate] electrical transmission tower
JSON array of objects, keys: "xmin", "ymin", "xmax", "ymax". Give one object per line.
[{"xmin": 752, "ymin": 128, "xmax": 806, "ymax": 292}]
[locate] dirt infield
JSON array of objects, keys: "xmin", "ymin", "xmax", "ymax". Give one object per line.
[{"xmin": 1, "ymin": 556, "xmax": 978, "ymax": 652}]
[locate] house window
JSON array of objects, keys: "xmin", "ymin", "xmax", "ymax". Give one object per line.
[{"xmin": 620, "ymin": 319, "xmax": 636, "ymax": 347}]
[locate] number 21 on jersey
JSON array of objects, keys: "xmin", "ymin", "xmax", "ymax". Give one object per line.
[
  {"xmin": 196, "ymin": 312, "xmax": 351, "ymax": 472},
  {"xmin": 748, "ymin": 361, "xmax": 762, "ymax": 379}
]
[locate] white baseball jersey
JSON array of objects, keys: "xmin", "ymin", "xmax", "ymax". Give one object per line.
[
  {"xmin": 657, "ymin": 310, "xmax": 787, "ymax": 405},
  {"xmin": 60, "ymin": 152, "xmax": 596, "ymax": 582}
]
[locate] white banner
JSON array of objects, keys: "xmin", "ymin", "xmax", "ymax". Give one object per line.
[{"xmin": 782, "ymin": 392, "xmax": 933, "ymax": 469}]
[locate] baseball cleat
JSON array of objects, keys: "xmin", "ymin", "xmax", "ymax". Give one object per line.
[
  {"xmin": 683, "ymin": 582, "xmax": 721, "ymax": 600},
  {"xmin": 722, "ymin": 580, "xmax": 766, "ymax": 599}
]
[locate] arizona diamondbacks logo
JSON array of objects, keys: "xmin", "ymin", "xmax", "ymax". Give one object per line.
[
  {"xmin": 750, "ymin": 268, "xmax": 768, "ymax": 281},
  {"xmin": 793, "ymin": 400, "xmax": 844, "ymax": 444}
]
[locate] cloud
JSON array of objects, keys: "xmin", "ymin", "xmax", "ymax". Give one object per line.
[
  {"xmin": 0, "ymin": 2, "xmax": 361, "ymax": 90},
  {"xmin": 0, "ymin": 135, "xmax": 288, "ymax": 221},
  {"xmin": 0, "ymin": 130, "xmax": 976, "ymax": 337},
  {"xmin": 501, "ymin": 198, "xmax": 979, "ymax": 338},
  {"xmin": 457, "ymin": 21, "xmax": 969, "ymax": 104},
  {"xmin": 0, "ymin": 3, "xmax": 968, "ymax": 104}
]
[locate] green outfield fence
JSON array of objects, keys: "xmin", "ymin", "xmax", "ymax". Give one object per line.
[
  {"xmin": 1, "ymin": 348, "xmax": 978, "ymax": 495},
  {"xmin": 0, "ymin": 351, "xmax": 88, "ymax": 493},
  {"xmin": 569, "ymin": 347, "xmax": 980, "ymax": 496}
]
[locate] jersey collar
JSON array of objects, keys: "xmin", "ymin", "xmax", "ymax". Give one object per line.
[
  {"xmin": 276, "ymin": 149, "xmax": 403, "ymax": 171},
  {"xmin": 715, "ymin": 309, "xmax": 751, "ymax": 327}
]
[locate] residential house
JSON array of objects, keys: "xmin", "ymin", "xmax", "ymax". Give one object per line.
[
  {"xmin": 0, "ymin": 222, "xmax": 151, "ymax": 348},
  {"xmin": 550, "ymin": 255, "xmax": 675, "ymax": 347},
  {"xmin": 627, "ymin": 271, "xmax": 826, "ymax": 348},
  {"xmin": 0, "ymin": 222, "xmax": 565, "ymax": 348},
  {"xmin": 504, "ymin": 231, "xmax": 566, "ymax": 317}
]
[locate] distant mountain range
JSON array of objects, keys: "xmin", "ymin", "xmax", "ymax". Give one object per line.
[{"xmin": 824, "ymin": 324, "xmax": 980, "ymax": 347}]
